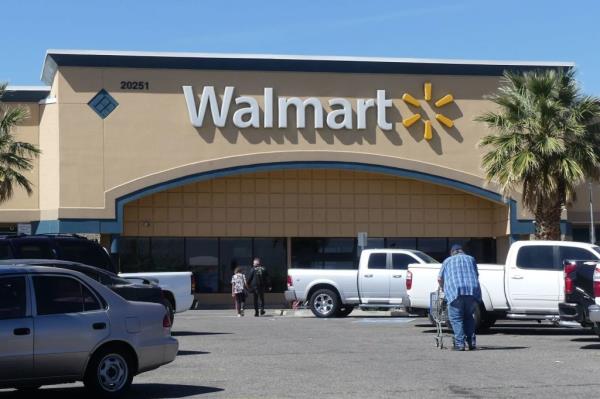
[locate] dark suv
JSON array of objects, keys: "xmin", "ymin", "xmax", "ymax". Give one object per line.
[{"xmin": 0, "ymin": 234, "xmax": 116, "ymax": 273}]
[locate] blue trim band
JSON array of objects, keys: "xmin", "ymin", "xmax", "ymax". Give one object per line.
[
  {"xmin": 508, "ymin": 201, "xmax": 570, "ymax": 236},
  {"xmin": 30, "ymin": 160, "xmax": 557, "ymax": 236}
]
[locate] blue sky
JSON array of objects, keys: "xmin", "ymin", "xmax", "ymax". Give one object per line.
[{"xmin": 4, "ymin": 1, "xmax": 600, "ymax": 94}]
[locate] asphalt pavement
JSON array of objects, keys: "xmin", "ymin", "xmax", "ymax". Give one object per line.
[{"xmin": 2, "ymin": 310, "xmax": 600, "ymax": 398}]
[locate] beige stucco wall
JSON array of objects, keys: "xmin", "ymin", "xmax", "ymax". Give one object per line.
[
  {"xmin": 49, "ymin": 66, "xmax": 516, "ymax": 222},
  {"xmin": 122, "ymin": 169, "xmax": 508, "ymax": 238}
]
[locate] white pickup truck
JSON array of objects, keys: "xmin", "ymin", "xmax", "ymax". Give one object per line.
[
  {"xmin": 408, "ymin": 240, "xmax": 600, "ymax": 330},
  {"xmin": 119, "ymin": 271, "xmax": 195, "ymax": 316},
  {"xmin": 285, "ymin": 249, "xmax": 438, "ymax": 317}
]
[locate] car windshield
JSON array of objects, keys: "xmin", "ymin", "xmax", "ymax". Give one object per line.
[{"xmin": 410, "ymin": 250, "xmax": 440, "ymax": 264}]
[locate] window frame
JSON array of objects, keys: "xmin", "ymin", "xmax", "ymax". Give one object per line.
[
  {"xmin": 391, "ymin": 253, "xmax": 421, "ymax": 270},
  {"xmin": 55, "ymin": 240, "xmax": 114, "ymax": 272},
  {"xmin": 558, "ymin": 246, "xmax": 600, "ymax": 265},
  {"xmin": 367, "ymin": 252, "xmax": 388, "ymax": 270},
  {"xmin": 515, "ymin": 245, "xmax": 558, "ymax": 271},
  {"xmin": 0, "ymin": 275, "xmax": 29, "ymax": 320},
  {"xmin": 12, "ymin": 239, "xmax": 56, "ymax": 260},
  {"xmin": 31, "ymin": 274, "xmax": 105, "ymax": 316}
]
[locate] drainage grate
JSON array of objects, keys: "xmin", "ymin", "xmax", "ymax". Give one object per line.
[{"xmin": 88, "ymin": 89, "xmax": 118, "ymax": 119}]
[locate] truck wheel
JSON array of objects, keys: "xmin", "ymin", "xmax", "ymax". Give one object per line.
[
  {"xmin": 336, "ymin": 306, "xmax": 354, "ymax": 317},
  {"xmin": 84, "ymin": 347, "xmax": 134, "ymax": 397},
  {"xmin": 474, "ymin": 304, "xmax": 493, "ymax": 333},
  {"xmin": 593, "ymin": 323, "xmax": 600, "ymax": 338},
  {"xmin": 309, "ymin": 289, "xmax": 340, "ymax": 318}
]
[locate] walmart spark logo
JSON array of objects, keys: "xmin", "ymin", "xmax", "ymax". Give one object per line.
[{"xmin": 401, "ymin": 82, "xmax": 454, "ymax": 141}]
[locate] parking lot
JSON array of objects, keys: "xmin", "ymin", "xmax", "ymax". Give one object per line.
[{"xmin": 3, "ymin": 310, "xmax": 600, "ymax": 399}]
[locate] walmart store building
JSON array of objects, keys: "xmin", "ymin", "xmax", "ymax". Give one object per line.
[{"xmin": 2, "ymin": 50, "xmax": 594, "ymax": 295}]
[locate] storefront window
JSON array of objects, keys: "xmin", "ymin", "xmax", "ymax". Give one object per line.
[
  {"xmin": 366, "ymin": 238, "xmax": 384, "ymax": 249},
  {"xmin": 386, "ymin": 238, "xmax": 417, "ymax": 249},
  {"xmin": 219, "ymin": 238, "xmax": 252, "ymax": 292},
  {"xmin": 186, "ymin": 238, "xmax": 219, "ymax": 293},
  {"xmin": 119, "ymin": 237, "xmax": 151, "ymax": 273},
  {"xmin": 451, "ymin": 238, "xmax": 496, "ymax": 263},
  {"xmin": 417, "ymin": 238, "xmax": 448, "ymax": 262},
  {"xmin": 150, "ymin": 238, "xmax": 186, "ymax": 271},
  {"xmin": 119, "ymin": 235, "xmax": 496, "ymax": 292},
  {"xmin": 253, "ymin": 238, "xmax": 287, "ymax": 292},
  {"xmin": 291, "ymin": 238, "xmax": 357, "ymax": 270}
]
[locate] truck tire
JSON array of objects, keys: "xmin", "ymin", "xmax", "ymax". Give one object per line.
[
  {"xmin": 309, "ymin": 288, "xmax": 340, "ymax": 318},
  {"xmin": 474, "ymin": 303, "xmax": 494, "ymax": 333},
  {"xmin": 593, "ymin": 323, "xmax": 600, "ymax": 338},
  {"xmin": 336, "ymin": 306, "xmax": 354, "ymax": 317}
]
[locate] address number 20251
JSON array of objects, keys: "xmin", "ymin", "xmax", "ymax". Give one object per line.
[{"xmin": 120, "ymin": 81, "xmax": 149, "ymax": 90}]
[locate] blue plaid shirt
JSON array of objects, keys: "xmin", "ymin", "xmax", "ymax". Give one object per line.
[{"xmin": 438, "ymin": 253, "xmax": 481, "ymax": 304}]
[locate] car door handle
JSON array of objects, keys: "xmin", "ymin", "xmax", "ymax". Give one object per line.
[
  {"xmin": 13, "ymin": 328, "xmax": 30, "ymax": 336},
  {"xmin": 392, "ymin": 275, "xmax": 403, "ymax": 278},
  {"xmin": 511, "ymin": 275, "xmax": 524, "ymax": 280},
  {"xmin": 93, "ymin": 322, "xmax": 107, "ymax": 330},
  {"xmin": 364, "ymin": 274, "xmax": 373, "ymax": 278}
]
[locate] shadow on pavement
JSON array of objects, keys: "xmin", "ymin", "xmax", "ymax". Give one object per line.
[
  {"xmin": 0, "ymin": 384, "xmax": 223, "ymax": 398},
  {"xmin": 177, "ymin": 350, "xmax": 210, "ymax": 356},
  {"xmin": 580, "ymin": 344, "xmax": 600, "ymax": 350},
  {"xmin": 485, "ymin": 325, "xmax": 593, "ymax": 336},
  {"xmin": 420, "ymin": 323, "xmax": 593, "ymax": 336},
  {"xmin": 472, "ymin": 346, "xmax": 528, "ymax": 351},
  {"xmin": 571, "ymin": 337, "xmax": 599, "ymax": 343},
  {"xmin": 172, "ymin": 331, "xmax": 232, "ymax": 337}
]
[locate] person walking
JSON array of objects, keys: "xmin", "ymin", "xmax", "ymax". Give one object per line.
[
  {"xmin": 231, "ymin": 266, "xmax": 248, "ymax": 317},
  {"xmin": 247, "ymin": 257, "xmax": 271, "ymax": 317},
  {"xmin": 438, "ymin": 244, "xmax": 481, "ymax": 351}
]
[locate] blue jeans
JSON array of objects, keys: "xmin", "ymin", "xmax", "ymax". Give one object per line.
[{"xmin": 448, "ymin": 295, "xmax": 477, "ymax": 348}]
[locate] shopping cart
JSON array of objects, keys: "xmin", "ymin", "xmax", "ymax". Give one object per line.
[{"xmin": 430, "ymin": 288, "xmax": 452, "ymax": 349}]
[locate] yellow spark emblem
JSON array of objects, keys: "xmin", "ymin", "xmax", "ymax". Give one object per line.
[{"xmin": 401, "ymin": 82, "xmax": 454, "ymax": 141}]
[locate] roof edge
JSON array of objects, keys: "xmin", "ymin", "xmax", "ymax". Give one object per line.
[
  {"xmin": 1, "ymin": 85, "xmax": 50, "ymax": 103},
  {"xmin": 40, "ymin": 48, "xmax": 576, "ymax": 86}
]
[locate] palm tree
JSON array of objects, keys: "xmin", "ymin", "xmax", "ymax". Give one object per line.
[
  {"xmin": 0, "ymin": 83, "xmax": 41, "ymax": 202},
  {"xmin": 476, "ymin": 69, "xmax": 600, "ymax": 240}
]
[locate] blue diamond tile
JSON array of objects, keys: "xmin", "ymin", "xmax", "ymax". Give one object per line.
[{"xmin": 88, "ymin": 89, "xmax": 118, "ymax": 119}]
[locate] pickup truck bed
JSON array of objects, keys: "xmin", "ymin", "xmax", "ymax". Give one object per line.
[
  {"xmin": 408, "ymin": 263, "xmax": 506, "ymax": 312},
  {"xmin": 559, "ymin": 260, "xmax": 598, "ymax": 329}
]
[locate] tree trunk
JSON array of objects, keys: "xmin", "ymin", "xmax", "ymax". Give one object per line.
[{"xmin": 534, "ymin": 196, "xmax": 563, "ymax": 240}]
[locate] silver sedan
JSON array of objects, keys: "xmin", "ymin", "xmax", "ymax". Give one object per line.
[{"xmin": 0, "ymin": 264, "xmax": 178, "ymax": 396}]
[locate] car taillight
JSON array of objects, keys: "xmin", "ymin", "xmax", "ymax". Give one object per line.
[
  {"xmin": 287, "ymin": 275, "xmax": 293, "ymax": 288},
  {"xmin": 594, "ymin": 266, "xmax": 600, "ymax": 298},
  {"xmin": 564, "ymin": 261, "xmax": 578, "ymax": 295},
  {"xmin": 406, "ymin": 270, "xmax": 413, "ymax": 290},
  {"xmin": 163, "ymin": 313, "xmax": 172, "ymax": 328},
  {"xmin": 191, "ymin": 274, "xmax": 196, "ymax": 295}
]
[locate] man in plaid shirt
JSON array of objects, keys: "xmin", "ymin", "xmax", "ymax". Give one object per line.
[{"xmin": 438, "ymin": 244, "xmax": 482, "ymax": 351}]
